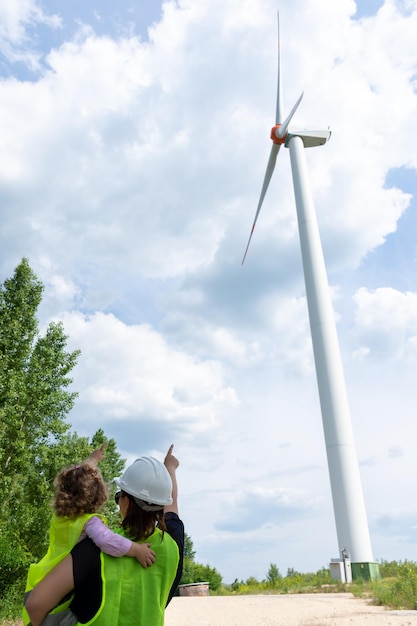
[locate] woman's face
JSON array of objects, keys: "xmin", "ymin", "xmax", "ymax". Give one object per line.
[{"xmin": 118, "ymin": 493, "xmax": 130, "ymax": 519}]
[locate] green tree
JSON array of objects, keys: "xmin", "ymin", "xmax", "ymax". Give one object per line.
[
  {"xmin": 0, "ymin": 260, "xmax": 126, "ymax": 618},
  {"xmin": 0, "ymin": 260, "xmax": 80, "ymax": 554},
  {"xmin": 192, "ymin": 563, "xmax": 222, "ymax": 591},
  {"xmin": 181, "ymin": 533, "xmax": 197, "ymax": 585},
  {"xmin": 180, "ymin": 533, "xmax": 223, "ymax": 591},
  {"xmin": 266, "ymin": 563, "xmax": 281, "ymax": 587},
  {"xmin": 184, "ymin": 533, "xmax": 196, "ymax": 561}
]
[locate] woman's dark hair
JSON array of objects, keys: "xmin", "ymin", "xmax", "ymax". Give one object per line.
[{"xmin": 120, "ymin": 491, "xmax": 167, "ymax": 541}]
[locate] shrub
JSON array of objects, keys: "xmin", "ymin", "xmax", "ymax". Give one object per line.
[
  {"xmin": 0, "ymin": 528, "xmax": 29, "ymax": 598},
  {"xmin": 0, "ymin": 527, "xmax": 30, "ymax": 621},
  {"xmin": 373, "ymin": 561, "xmax": 417, "ymax": 609}
]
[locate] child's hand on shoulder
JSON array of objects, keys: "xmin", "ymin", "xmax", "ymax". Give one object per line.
[{"xmin": 132, "ymin": 542, "xmax": 156, "ymax": 568}]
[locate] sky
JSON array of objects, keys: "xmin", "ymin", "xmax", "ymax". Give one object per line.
[{"xmin": 1, "ymin": 0, "xmax": 417, "ymax": 584}]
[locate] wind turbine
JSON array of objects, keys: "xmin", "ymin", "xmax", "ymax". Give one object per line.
[{"xmin": 243, "ymin": 16, "xmax": 379, "ymax": 581}]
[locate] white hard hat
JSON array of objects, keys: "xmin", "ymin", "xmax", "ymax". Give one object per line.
[{"xmin": 116, "ymin": 456, "xmax": 173, "ymax": 508}]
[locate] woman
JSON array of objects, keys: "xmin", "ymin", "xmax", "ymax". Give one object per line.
[{"xmin": 26, "ymin": 445, "xmax": 184, "ymax": 626}]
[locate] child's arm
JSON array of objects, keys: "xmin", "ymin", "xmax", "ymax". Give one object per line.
[
  {"xmin": 84, "ymin": 516, "xmax": 156, "ymax": 568},
  {"xmin": 86, "ymin": 441, "xmax": 107, "ymax": 466}
]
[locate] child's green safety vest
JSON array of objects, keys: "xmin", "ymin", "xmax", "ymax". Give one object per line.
[{"xmin": 22, "ymin": 513, "xmax": 106, "ymax": 626}]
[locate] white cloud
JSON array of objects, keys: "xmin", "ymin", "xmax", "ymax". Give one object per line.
[
  {"xmin": 216, "ymin": 485, "xmax": 321, "ymax": 532},
  {"xmin": 1, "ymin": 0, "xmax": 415, "ymax": 284},
  {"xmin": 0, "ymin": 0, "xmax": 60, "ymax": 67},
  {"xmin": 353, "ymin": 287, "xmax": 417, "ymax": 359},
  {"xmin": 59, "ymin": 310, "xmax": 238, "ymax": 428}
]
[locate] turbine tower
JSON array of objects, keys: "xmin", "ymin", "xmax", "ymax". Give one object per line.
[{"xmin": 243, "ymin": 16, "xmax": 379, "ymax": 581}]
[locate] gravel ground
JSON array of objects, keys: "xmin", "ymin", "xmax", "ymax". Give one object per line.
[{"xmin": 165, "ymin": 593, "xmax": 417, "ymax": 626}]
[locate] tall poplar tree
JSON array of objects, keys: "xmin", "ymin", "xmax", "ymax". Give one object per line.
[
  {"xmin": 0, "ymin": 259, "xmax": 125, "ymax": 613},
  {"xmin": 0, "ymin": 259, "xmax": 80, "ymax": 548}
]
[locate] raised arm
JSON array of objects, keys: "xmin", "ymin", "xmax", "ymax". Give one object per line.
[
  {"xmin": 163, "ymin": 445, "xmax": 184, "ymax": 605},
  {"xmin": 86, "ymin": 441, "xmax": 107, "ymax": 466},
  {"xmin": 164, "ymin": 444, "xmax": 179, "ymax": 515}
]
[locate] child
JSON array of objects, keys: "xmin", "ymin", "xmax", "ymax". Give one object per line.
[{"xmin": 23, "ymin": 443, "xmax": 155, "ymax": 625}]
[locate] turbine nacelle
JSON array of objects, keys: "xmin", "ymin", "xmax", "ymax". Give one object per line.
[
  {"xmin": 286, "ymin": 128, "xmax": 331, "ymax": 148},
  {"xmin": 271, "ymin": 126, "xmax": 331, "ymax": 148}
]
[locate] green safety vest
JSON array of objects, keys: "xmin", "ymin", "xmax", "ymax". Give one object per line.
[
  {"xmin": 78, "ymin": 527, "xmax": 179, "ymax": 626},
  {"xmin": 22, "ymin": 513, "xmax": 106, "ymax": 626}
]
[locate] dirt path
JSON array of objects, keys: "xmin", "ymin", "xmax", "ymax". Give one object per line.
[{"xmin": 165, "ymin": 593, "xmax": 417, "ymax": 625}]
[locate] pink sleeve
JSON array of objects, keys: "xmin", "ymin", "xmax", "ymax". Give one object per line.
[{"xmin": 83, "ymin": 516, "xmax": 132, "ymax": 557}]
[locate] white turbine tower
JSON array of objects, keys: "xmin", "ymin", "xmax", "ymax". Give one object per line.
[{"xmin": 243, "ymin": 16, "xmax": 379, "ymax": 581}]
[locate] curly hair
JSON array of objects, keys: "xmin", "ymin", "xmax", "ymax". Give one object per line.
[
  {"xmin": 120, "ymin": 491, "xmax": 167, "ymax": 542},
  {"xmin": 53, "ymin": 463, "xmax": 108, "ymax": 518}
]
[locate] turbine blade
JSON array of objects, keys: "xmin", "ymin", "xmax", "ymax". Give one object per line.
[
  {"xmin": 242, "ymin": 143, "xmax": 280, "ymax": 264},
  {"xmin": 276, "ymin": 91, "xmax": 304, "ymax": 139},
  {"xmin": 275, "ymin": 12, "xmax": 283, "ymax": 125}
]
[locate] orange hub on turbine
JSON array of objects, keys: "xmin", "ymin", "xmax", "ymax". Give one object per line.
[{"xmin": 270, "ymin": 124, "xmax": 286, "ymax": 145}]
